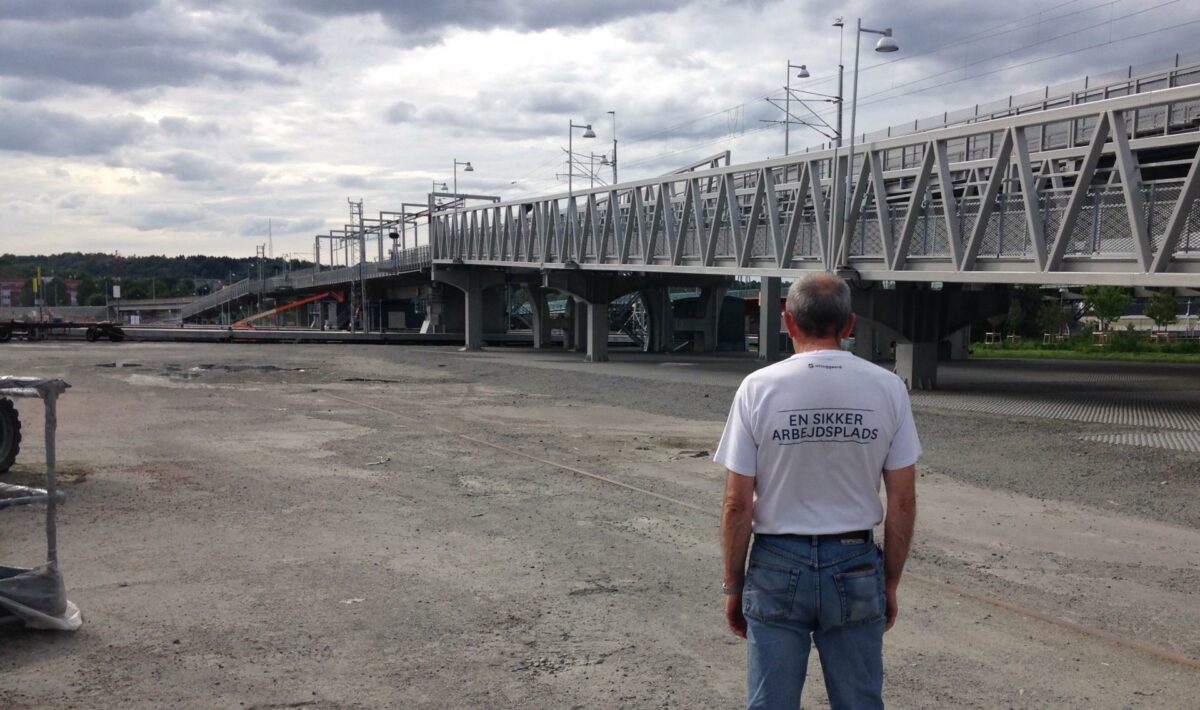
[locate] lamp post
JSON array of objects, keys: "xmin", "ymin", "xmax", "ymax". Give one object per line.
[
  {"xmin": 840, "ymin": 18, "xmax": 898, "ymax": 269},
  {"xmin": 784, "ymin": 62, "xmax": 809, "ymax": 155},
  {"xmin": 607, "ymin": 110, "xmax": 617, "ymax": 183},
  {"xmin": 567, "ymin": 120, "xmax": 596, "ymax": 261},
  {"xmin": 452, "ymin": 161, "xmax": 473, "ymax": 257},
  {"xmin": 389, "ymin": 230, "xmax": 400, "ymax": 270}
]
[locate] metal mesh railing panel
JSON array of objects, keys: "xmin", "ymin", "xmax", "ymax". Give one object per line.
[
  {"xmin": 1183, "ymin": 196, "xmax": 1200, "ymax": 253},
  {"xmin": 750, "ymin": 223, "xmax": 770, "ymax": 259},
  {"xmin": 913, "ymin": 205, "xmax": 951, "ymax": 256},
  {"xmin": 1096, "ymin": 188, "xmax": 1134, "ymax": 254},
  {"xmin": 999, "ymin": 195, "xmax": 1032, "ymax": 257},
  {"xmin": 792, "ymin": 221, "xmax": 819, "ymax": 260}
]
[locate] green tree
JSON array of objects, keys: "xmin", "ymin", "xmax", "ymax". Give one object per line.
[
  {"xmin": 1144, "ymin": 289, "xmax": 1179, "ymax": 331},
  {"xmin": 1006, "ymin": 300, "xmax": 1024, "ymax": 335},
  {"xmin": 1004, "ymin": 285, "xmax": 1042, "ymax": 337},
  {"xmin": 1082, "ymin": 285, "xmax": 1131, "ymax": 332},
  {"xmin": 1037, "ymin": 300, "xmax": 1068, "ymax": 337}
]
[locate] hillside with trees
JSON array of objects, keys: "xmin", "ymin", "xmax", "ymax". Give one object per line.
[{"xmin": 0, "ymin": 252, "xmax": 312, "ymax": 307}]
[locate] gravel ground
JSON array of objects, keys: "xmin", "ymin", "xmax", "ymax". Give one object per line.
[{"xmin": 0, "ymin": 342, "xmax": 1197, "ymax": 708}]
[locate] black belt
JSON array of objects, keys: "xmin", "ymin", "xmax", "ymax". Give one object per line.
[{"xmin": 761, "ymin": 530, "xmax": 872, "ymax": 544}]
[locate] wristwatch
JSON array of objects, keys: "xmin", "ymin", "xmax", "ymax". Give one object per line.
[{"xmin": 722, "ymin": 582, "xmax": 743, "ymax": 595}]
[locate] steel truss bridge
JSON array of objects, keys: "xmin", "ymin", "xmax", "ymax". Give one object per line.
[{"xmin": 430, "ymin": 83, "xmax": 1200, "ymax": 287}]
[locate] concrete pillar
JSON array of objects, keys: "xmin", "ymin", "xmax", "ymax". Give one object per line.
[
  {"xmin": 759, "ymin": 277, "xmax": 781, "ymax": 361},
  {"xmin": 640, "ymin": 288, "xmax": 674, "ymax": 353},
  {"xmin": 895, "ymin": 342, "xmax": 938, "ymax": 390},
  {"xmin": 463, "ymin": 280, "xmax": 484, "ymax": 351},
  {"xmin": 947, "ymin": 326, "xmax": 971, "ymax": 361},
  {"xmin": 430, "ymin": 268, "xmax": 505, "ymax": 350},
  {"xmin": 571, "ymin": 297, "xmax": 588, "ymax": 352},
  {"xmin": 854, "ymin": 321, "xmax": 881, "ymax": 361},
  {"xmin": 693, "ymin": 286, "xmax": 727, "ymax": 352},
  {"xmin": 525, "ymin": 285, "xmax": 552, "ymax": 349},
  {"xmin": 586, "ymin": 301, "xmax": 609, "ymax": 362},
  {"xmin": 561, "ymin": 297, "xmax": 576, "ymax": 350}
]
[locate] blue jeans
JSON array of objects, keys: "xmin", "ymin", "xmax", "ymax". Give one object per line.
[{"xmin": 743, "ymin": 534, "xmax": 886, "ymax": 709}]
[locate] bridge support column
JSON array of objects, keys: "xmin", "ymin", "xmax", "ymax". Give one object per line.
[
  {"xmin": 524, "ymin": 285, "xmax": 552, "ymax": 349},
  {"xmin": 948, "ymin": 326, "xmax": 971, "ymax": 360},
  {"xmin": 759, "ymin": 277, "xmax": 781, "ymax": 361},
  {"xmin": 686, "ymin": 286, "xmax": 726, "ymax": 352},
  {"xmin": 895, "ymin": 342, "xmax": 939, "ymax": 390},
  {"xmin": 854, "ymin": 322, "xmax": 883, "ymax": 361},
  {"xmin": 640, "ymin": 288, "xmax": 674, "ymax": 353},
  {"xmin": 851, "ymin": 283, "xmax": 1007, "ymax": 390},
  {"xmin": 586, "ymin": 300, "xmax": 609, "ymax": 362},
  {"xmin": 570, "ymin": 297, "xmax": 588, "ymax": 352},
  {"xmin": 432, "ymin": 268, "xmax": 507, "ymax": 350}
]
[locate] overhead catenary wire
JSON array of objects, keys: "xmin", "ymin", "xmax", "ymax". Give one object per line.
[
  {"xmin": 849, "ymin": 0, "xmax": 1180, "ymax": 107},
  {"xmin": 619, "ymin": 11, "xmax": 1194, "ymax": 171},
  {"xmin": 502, "ymin": 0, "xmax": 1187, "ymax": 192},
  {"xmin": 618, "ymin": 0, "xmax": 1106, "ymax": 149}
]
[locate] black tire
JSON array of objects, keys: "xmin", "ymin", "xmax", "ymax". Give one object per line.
[
  {"xmin": 0, "ymin": 397, "xmax": 20, "ymax": 474},
  {"xmin": 0, "ymin": 327, "xmax": 10, "ymax": 343},
  {"xmin": 85, "ymin": 327, "xmax": 100, "ymax": 342}
]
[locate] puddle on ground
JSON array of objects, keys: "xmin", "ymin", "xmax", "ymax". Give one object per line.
[{"xmin": 2, "ymin": 462, "xmax": 93, "ymax": 487}]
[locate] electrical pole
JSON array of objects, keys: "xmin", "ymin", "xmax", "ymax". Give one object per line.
[{"xmin": 349, "ymin": 198, "xmax": 366, "ymax": 333}]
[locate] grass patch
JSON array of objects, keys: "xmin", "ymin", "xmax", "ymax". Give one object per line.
[{"xmin": 974, "ymin": 346, "xmax": 1200, "ymax": 364}]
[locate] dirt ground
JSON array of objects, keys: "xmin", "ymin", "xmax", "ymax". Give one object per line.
[{"xmin": 1, "ymin": 342, "xmax": 1197, "ymax": 709}]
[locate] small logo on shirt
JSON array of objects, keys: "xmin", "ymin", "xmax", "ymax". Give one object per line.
[{"xmin": 808, "ymin": 363, "xmax": 842, "ymax": 370}]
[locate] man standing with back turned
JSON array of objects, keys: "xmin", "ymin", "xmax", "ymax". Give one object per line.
[{"xmin": 715, "ymin": 273, "xmax": 920, "ymax": 709}]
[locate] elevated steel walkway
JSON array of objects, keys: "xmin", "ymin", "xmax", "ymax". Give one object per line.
[
  {"xmin": 180, "ymin": 245, "xmax": 432, "ymax": 320},
  {"xmin": 429, "ymin": 84, "xmax": 1200, "ymax": 287}
]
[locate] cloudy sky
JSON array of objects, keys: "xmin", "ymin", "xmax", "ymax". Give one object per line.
[{"xmin": 3, "ymin": 0, "xmax": 1199, "ymax": 258}]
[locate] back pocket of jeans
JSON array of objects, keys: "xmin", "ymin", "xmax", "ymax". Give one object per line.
[
  {"xmin": 743, "ymin": 562, "xmax": 795, "ymax": 622},
  {"xmin": 833, "ymin": 561, "xmax": 883, "ymax": 625}
]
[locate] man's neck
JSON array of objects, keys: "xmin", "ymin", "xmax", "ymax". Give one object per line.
[{"xmin": 792, "ymin": 337, "xmax": 843, "ymax": 354}]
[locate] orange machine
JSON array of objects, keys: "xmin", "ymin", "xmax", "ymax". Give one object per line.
[{"xmin": 232, "ymin": 291, "xmax": 345, "ymax": 329}]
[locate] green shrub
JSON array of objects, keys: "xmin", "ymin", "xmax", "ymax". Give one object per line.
[{"xmin": 1107, "ymin": 325, "xmax": 1147, "ymax": 352}]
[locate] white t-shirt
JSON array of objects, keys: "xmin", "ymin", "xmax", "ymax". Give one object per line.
[{"xmin": 713, "ymin": 349, "xmax": 921, "ymax": 535}]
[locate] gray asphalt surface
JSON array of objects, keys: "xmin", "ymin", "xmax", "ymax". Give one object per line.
[{"xmin": 0, "ymin": 343, "xmax": 1196, "ymax": 708}]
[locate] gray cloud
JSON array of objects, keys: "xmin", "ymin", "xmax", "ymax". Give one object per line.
[
  {"xmin": 158, "ymin": 116, "xmax": 223, "ymax": 138},
  {"xmin": 147, "ymin": 152, "xmax": 262, "ymax": 186},
  {"xmin": 131, "ymin": 204, "xmax": 206, "ymax": 231},
  {"xmin": 0, "ymin": 0, "xmax": 156, "ymax": 21},
  {"xmin": 384, "ymin": 101, "xmax": 417, "ymax": 123},
  {"xmin": 280, "ymin": 0, "xmax": 691, "ymax": 43},
  {"xmin": 240, "ymin": 216, "xmax": 326, "ymax": 236},
  {"xmin": 0, "ymin": 5, "xmax": 317, "ymax": 93},
  {"xmin": 0, "ymin": 103, "xmax": 148, "ymax": 156},
  {"xmin": 149, "ymin": 152, "xmax": 224, "ymax": 182}
]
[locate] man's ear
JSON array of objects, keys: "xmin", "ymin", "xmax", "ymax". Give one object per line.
[
  {"xmin": 783, "ymin": 310, "xmax": 801, "ymax": 341},
  {"xmin": 840, "ymin": 313, "xmax": 857, "ymax": 341}
]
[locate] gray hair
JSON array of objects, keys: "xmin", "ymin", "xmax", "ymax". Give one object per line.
[{"xmin": 785, "ymin": 273, "xmax": 851, "ymax": 338}]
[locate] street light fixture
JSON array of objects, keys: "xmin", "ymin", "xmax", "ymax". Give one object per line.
[
  {"xmin": 840, "ymin": 18, "xmax": 899, "ymax": 269},
  {"xmin": 567, "ymin": 120, "xmax": 595, "ymax": 261},
  {"xmin": 452, "ymin": 160, "xmax": 473, "ymax": 258},
  {"xmin": 452, "ymin": 159, "xmax": 473, "ymax": 203}
]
